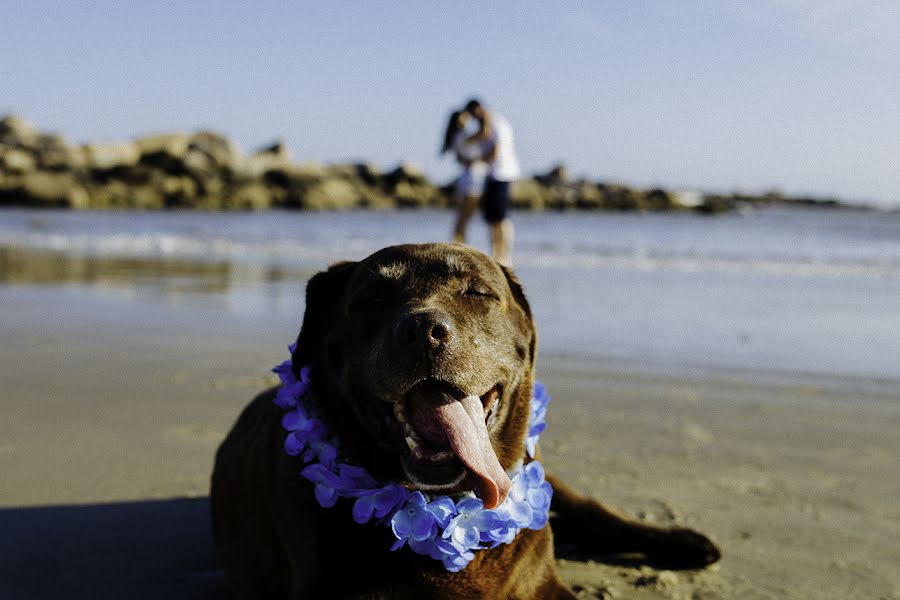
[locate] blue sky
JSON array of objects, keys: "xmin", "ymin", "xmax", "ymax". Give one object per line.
[{"xmin": 2, "ymin": 1, "xmax": 897, "ymax": 207}]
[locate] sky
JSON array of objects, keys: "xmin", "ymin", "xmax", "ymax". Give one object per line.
[{"xmin": 2, "ymin": 1, "xmax": 898, "ymax": 207}]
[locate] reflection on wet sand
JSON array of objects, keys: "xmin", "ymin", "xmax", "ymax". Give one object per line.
[{"xmin": 0, "ymin": 246, "xmax": 308, "ymax": 293}]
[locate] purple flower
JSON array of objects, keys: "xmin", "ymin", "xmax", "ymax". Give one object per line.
[
  {"xmin": 514, "ymin": 461, "xmax": 553, "ymax": 530},
  {"xmin": 300, "ymin": 463, "xmax": 342, "ymax": 508},
  {"xmin": 353, "ymin": 482, "xmax": 409, "ymax": 524},
  {"xmin": 273, "ymin": 358, "xmax": 311, "ymax": 409},
  {"xmin": 272, "ymin": 349, "xmax": 556, "ymax": 572},
  {"xmin": 526, "ymin": 381, "xmax": 550, "ymax": 458},
  {"xmin": 444, "ymin": 498, "xmax": 495, "ymax": 549},
  {"xmin": 481, "ymin": 505, "xmax": 519, "ymax": 547},
  {"xmin": 434, "ymin": 538, "xmax": 477, "ymax": 572},
  {"xmin": 426, "ymin": 496, "xmax": 457, "ymax": 528},
  {"xmin": 408, "ymin": 537, "xmax": 475, "ymax": 571},
  {"xmin": 336, "ymin": 464, "xmax": 378, "ymax": 493},
  {"xmin": 390, "ymin": 492, "xmax": 438, "ymax": 550},
  {"xmin": 302, "ymin": 439, "xmax": 337, "ymax": 469},
  {"xmin": 282, "ymin": 409, "xmax": 327, "ymax": 457}
]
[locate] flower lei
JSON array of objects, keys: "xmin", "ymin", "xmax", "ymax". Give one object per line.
[{"xmin": 271, "ymin": 344, "xmax": 553, "ymax": 572}]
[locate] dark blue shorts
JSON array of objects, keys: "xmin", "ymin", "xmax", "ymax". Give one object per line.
[{"xmin": 481, "ymin": 177, "xmax": 510, "ymax": 224}]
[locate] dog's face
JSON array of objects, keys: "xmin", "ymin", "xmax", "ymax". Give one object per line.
[{"xmin": 292, "ymin": 243, "xmax": 536, "ymax": 509}]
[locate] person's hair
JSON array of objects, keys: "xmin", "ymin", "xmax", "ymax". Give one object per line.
[
  {"xmin": 464, "ymin": 98, "xmax": 482, "ymax": 114},
  {"xmin": 440, "ymin": 110, "xmax": 464, "ymax": 155}
]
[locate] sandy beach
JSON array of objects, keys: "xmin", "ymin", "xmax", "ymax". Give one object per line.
[{"xmin": 1, "ymin": 281, "xmax": 898, "ymax": 599}]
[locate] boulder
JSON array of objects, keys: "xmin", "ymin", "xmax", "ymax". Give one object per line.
[
  {"xmin": 534, "ymin": 164, "xmax": 569, "ymax": 186},
  {"xmin": 574, "ymin": 181, "xmax": 604, "ymax": 209},
  {"xmin": 136, "ymin": 131, "xmax": 237, "ymax": 175},
  {"xmin": 23, "ymin": 172, "xmax": 89, "ymax": 208},
  {"xmin": 136, "ymin": 133, "xmax": 192, "ymax": 159},
  {"xmin": 160, "ymin": 175, "xmax": 199, "ymax": 207},
  {"xmin": 301, "ymin": 178, "xmax": 359, "ymax": 210},
  {"xmin": 83, "ymin": 142, "xmax": 141, "ymax": 170},
  {"xmin": 599, "ymin": 183, "xmax": 646, "ymax": 210},
  {"xmin": 90, "ymin": 181, "xmax": 133, "ymax": 208},
  {"xmin": 188, "ymin": 131, "xmax": 237, "ymax": 170},
  {"xmin": 256, "ymin": 140, "xmax": 292, "ymax": 162},
  {"xmin": 129, "ymin": 185, "xmax": 166, "ymax": 210},
  {"xmin": 1, "ymin": 149, "xmax": 35, "ymax": 173},
  {"xmin": 34, "ymin": 134, "xmax": 85, "ymax": 170},
  {"xmin": 385, "ymin": 162, "xmax": 427, "ymax": 185},
  {"xmin": 0, "ymin": 114, "xmax": 39, "ymax": 147},
  {"xmin": 644, "ymin": 188, "xmax": 679, "ymax": 211},
  {"xmin": 236, "ymin": 146, "xmax": 293, "ymax": 179},
  {"xmin": 354, "ymin": 162, "xmax": 381, "ymax": 186},
  {"xmin": 510, "ymin": 179, "xmax": 547, "ymax": 210},
  {"xmin": 226, "ymin": 182, "xmax": 273, "ymax": 210}
]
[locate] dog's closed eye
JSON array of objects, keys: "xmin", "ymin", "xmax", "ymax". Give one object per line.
[{"xmin": 464, "ymin": 282, "xmax": 499, "ymax": 300}]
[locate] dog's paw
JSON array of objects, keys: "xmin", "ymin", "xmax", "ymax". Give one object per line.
[{"xmin": 649, "ymin": 527, "xmax": 721, "ymax": 569}]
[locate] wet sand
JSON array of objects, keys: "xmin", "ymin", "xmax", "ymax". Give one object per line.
[{"xmin": 0, "ymin": 286, "xmax": 898, "ymax": 599}]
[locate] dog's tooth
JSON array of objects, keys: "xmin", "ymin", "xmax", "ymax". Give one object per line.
[
  {"xmin": 393, "ymin": 401, "xmax": 407, "ymax": 423},
  {"xmin": 429, "ymin": 450, "xmax": 453, "ymax": 462},
  {"xmin": 405, "ymin": 435, "xmax": 419, "ymax": 452}
]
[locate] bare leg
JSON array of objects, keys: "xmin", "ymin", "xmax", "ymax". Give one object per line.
[
  {"xmin": 490, "ymin": 218, "xmax": 514, "ymax": 267},
  {"xmin": 453, "ymin": 194, "xmax": 479, "ymax": 243}
]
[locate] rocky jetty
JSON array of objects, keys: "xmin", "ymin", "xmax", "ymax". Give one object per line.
[{"xmin": 0, "ymin": 114, "xmax": 847, "ymax": 213}]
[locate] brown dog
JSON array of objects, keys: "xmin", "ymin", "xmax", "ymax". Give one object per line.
[{"xmin": 210, "ymin": 242, "xmax": 720, "ymax": 599}]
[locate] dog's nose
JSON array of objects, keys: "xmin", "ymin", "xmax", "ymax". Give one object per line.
[{"xmin": 395, "ymin": 311, "xmax": 456, "ymax": 350}]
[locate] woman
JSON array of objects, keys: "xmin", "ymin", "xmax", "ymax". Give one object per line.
[{"xmin": 441, "ymin": 110, "xmax": 490, "ymax": 243}]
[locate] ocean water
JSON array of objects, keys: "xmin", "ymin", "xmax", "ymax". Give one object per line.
[{"xmin": 1, "ymin": 207, "xmax": 898, "ymax": 383}]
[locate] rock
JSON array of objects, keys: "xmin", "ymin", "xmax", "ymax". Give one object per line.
[
  {"xmin": 188, "ymin": 131, "xmax": 237, "ymax": 170},
  {"xmin": 136, "ymin": 133, "xmax": 192, "ymax": 159},
  {"xmin": 574, "ymin": 181, "xmax": 604, "ymax": 209},
  {"xmin": 34, "ymin": 134, "xmax": 85, "ymax": 171},
  {"xmin": 696, "ymin": 195, "xmax": 735, "ymax": 214},
  {"xmin": 90, "ymin": 181, "xmax": 132, "ymax": 208},
  {"xmin": 510, "ymin": 179, "xmax": 547, "ymax": 210},
  {"xmin": 644, "ymin": 188, "xmax": 679, "ymax": 211},
  {"xmin": 599, "ymin": 183, "xmax": 646, "ymax": 210},
  {"xmin": 354, "ymin": 162, "xmax": 381, "ymax": 186},
  {"xmin": 83, "ymin": 142, "xmax": 141, "ymax": 170},
  {"xmin": 535, "ymin": 164, "xmax": 569, "ymax": 186},
  {"xmin": 356, "ymin": 186, "xmax": 395, "ymax": 209},
  {"xmin": 22, "ymin": 172, "xmax": 89, "ymax": 207},
  {"xmin": 1, "ymin": 149, "xmax": 35, "ymax": 173},
  {"xmin": 385, "ymin": 162, "xmax": 426, "ymax": 185},
  {"xmin": 301, "ymin": 178, "xmax": 359, "ymax": 210},
  {"xmin": 0, "ymin": 114, "xmax": 39, "ymax": 147},
  {"xmin": 226, "ymin": 182, "xmax": 272, "ymax": 210},
  {"xmin": 130, "ymin": 185, "xmax": 165, "ymax": 210},
  {"xmin": 136, "ymin": 131, "xmax": 236, "ymax": 174},
  {"xmin": 673, "ymin": 190, "xmax": 703, "ymax": 209},
  {"xmin": 256, "ymin": 140, "xmax": 292, "ymax": 162},
  {"xmin": 236, "ymin": 147, "xmax": 293, "ymax": 179},
  {"xmin": 160, "ymin": 176, "xmax": 199, "ymax": 207}
]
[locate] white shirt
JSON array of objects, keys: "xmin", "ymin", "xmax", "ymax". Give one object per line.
[{"xmin": 486, "ymin": 112, "xmax": 521, "ymax": 181}]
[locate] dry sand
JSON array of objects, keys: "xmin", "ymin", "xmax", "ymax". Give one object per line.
[{"xmin": 0, "ymin": 289, "xmax": 898, "ymax": 599}]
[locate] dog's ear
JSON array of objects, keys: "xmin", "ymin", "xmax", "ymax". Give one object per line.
[
  {"xmin": 292, "ymin": 260, "xmax": 357, "ymax": 376},
  {"xmin": 501, "ymin": 265, "xmax": 531, "ymax": 317},
  {"xmin": 501, "ymin": 265, "xmax": 537, "ymax": 363}
]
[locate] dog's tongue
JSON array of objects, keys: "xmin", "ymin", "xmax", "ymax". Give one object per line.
[{"xmin": 415, "ymin": 391, "xmax": 511, "ymax": 509}]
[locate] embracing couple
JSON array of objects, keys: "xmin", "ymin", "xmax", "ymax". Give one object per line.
[{"xmin": 441, "ymin": 99, "xmax": 521, "ymax": 267}]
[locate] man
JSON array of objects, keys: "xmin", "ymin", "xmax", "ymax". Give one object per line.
[{"xmin": 462, "ymin": 99, "xmax": 520, "ymax": 267}]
